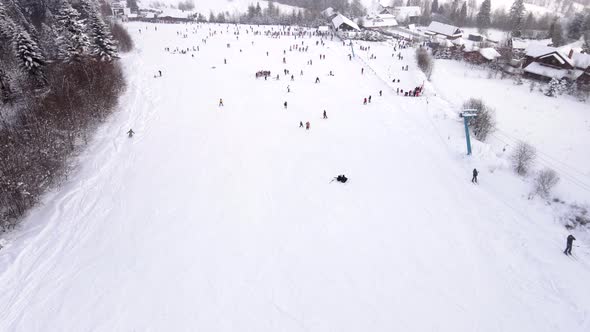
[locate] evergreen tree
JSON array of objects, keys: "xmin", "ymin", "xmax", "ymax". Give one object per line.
[
  {"xmin": 509, "ymin": 0, "xmax": 526, "ymax": 37},
  {"xmin": 431, "ymin": 0, "xmax": 438, "ymax": 14},
  {"xmin": 14, "ymin": 28, "xmax": 46, "ymax": 83},
  {"xmin": 458, "ymin": 2, "xmax": 467, "ymax": 27},
  {"xmin": 567, "ymin": 13, "xmax": 584, "ymax": 40},
  {"xmin": 209, "ymin": 11, "xmax": 215, "ymax": 22},
  {"xmin": 55, "ymin": 0, "xmax": 89, "ymax": 63},
  {"xmin": 126, "ymin": 0, "xmax": 139, "ymax": 13},
  {"xmin": 421, "ymin": 0, "xmax": 432, "ymax": 26},
  {"xmin": 0, "ymin": 2, "xmax": 15, "ymax": 41},
  {"xmin": 477, "ymin": 0, "xmax": 492, "ymax": 32},
  {"xmin": 255, "ymin": 2, "xmax": 262, "ymax": 16},
  {"xmin": 350, "ymin": 0, "xmax": 366, "ymax": 17},
  {"xmin": 524, "ymin": 12, "xmax": 534, "ymax": 31},
  {"xmin": 81, "ymin": 0, "xmax": 118, "ymax": 62},
  {"xmin": 551, "ymin": 19, "xmax": 564, "ymax": 46}
]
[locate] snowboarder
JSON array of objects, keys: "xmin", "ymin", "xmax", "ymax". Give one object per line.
[
  {"xmin": 127, "ymin": 129, "xmax": 135, "ymax": 138},
  {"xmin": 305, "ymin": 121, "xmax": 310, "ymax": 130},
  {"xmin": 472, "ymin": 168, "xmax": 478, "ymax": 184},
  {"xmin": 564, "ymin": 234, "xmax": 576, "ymax": 255},
  {"xmin": 284, "ymin": 101, "xmax": 288, "ymax": 109},
  {"xmin": 323, "ymin": 110, "xmax": 327, "ymax": 119}
]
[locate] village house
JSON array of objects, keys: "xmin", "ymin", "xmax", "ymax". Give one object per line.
[
  {"xmin": 522, "ymin": 45, "xmax": 580, "ymax": 82},
  {"xmin": 425, "ymin": 21, "xmax": 463, "ymax": 40},
  {"xmin": 331, "ymin": 13, "xmax": 361, "ymax": 32}
]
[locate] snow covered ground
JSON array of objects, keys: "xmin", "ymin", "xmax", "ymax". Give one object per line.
[{"xmin": 0, "ymin": 22, "xmax": 589, "ymax": 331}]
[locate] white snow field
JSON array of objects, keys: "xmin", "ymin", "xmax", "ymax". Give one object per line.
[{"xmin": 1, "ymin": 22, "xmax": 590, "ymax": 331}]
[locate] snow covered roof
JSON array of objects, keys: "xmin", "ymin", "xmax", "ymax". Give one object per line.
[
  {"xmin": 332, "ymin": 14, "xmax": 360, "ymax": 31},
  {"xmin": 318, "ymin": 26, "xmax": 330, "ymax": 32},
  {"xmin": 511, "ymin": 38, "xmax": 529, "ymax": 50},
  {"xmin": 479, "ymin": 48, "xmax": 501, "ymax": 60},
  {"xmin": 525, "ymin": 45, "xmax": 557, "ymax": 58},
  {"xmin": 524, "ymin": 62, "xmax": 570, "ymax": 79},
  {"xmin": 322, "ymin": 7, "xmax": 335, "ymax": 18},
  {"xmin": 390, "ymin": 6, "xmax": 422, "ymax": 21},
  {"xmin": 426, "ymin": 21, "xmax": 462, "ymax": 38},
  {"xmin": 572, "ymin": 52, "xmax": 590, "ymax": 69},
  {"xmin": 363, "ymin": 14, "xmax": 398, "ymax": 28}
]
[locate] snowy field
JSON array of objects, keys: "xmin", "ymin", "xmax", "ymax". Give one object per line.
[
  {"xmin": 431, "ymin": 59, "xmax": 590, "ymax": 202},
  {"xmin": 0, "ymin": 22, "xmax": 590, "ymax": 331}
]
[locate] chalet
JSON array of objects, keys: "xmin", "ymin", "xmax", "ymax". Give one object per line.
[
  {"xmin": 571, "ymin": 52, "xmax": 590, "ymax": 85},
  {"xmin": 523, "ymin": 46, "xmax": 575, "ymax": 81},
  {"xmin": 425, "ymin": 21, "xmax": 463, "ymax": 40},
  {"xmin": 362, "ymin": 14, "xmax": 398, "ymax": 29},
  {"xmin": 331, "ymin": 14, "xmax": 361, "ymax": 32}
]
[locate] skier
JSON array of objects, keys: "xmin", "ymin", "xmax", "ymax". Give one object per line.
[
  {"xmin": 332, "ymin": 175, "xmax": 348, "ymax": 183},
  {"xmin": 158, "ymin": 70, "xmax": 162, "ymax": 77},
  {"xmin": 284, "ymin": 101, "xmax": 288, "ymax": 109},
  {"xmin": 361, "ymin": 68, "xmax": 364, "ymax": 75},
  {"xmin": 472, "ymin": 168, "xmax": 478, "ymax": 184},
  {"xmin": 363, "ymin": 97, "xmax": 367, "ymax": 105},
  {"xmin": 224, "ymin": 58, "xmax": 227, "ymax": 64},
  {"xmin": 305, "ymin": 121, "xmax": 310, "ymax": 130},
  {"xmin": 127, "ymin": 129, "xmax": 135, "ymax": 138},
  {"xmin": 287, "ymin": 85, "xmax": 290, "ymax": 93},
  {"xmin": 323, "ymin": 110, "xmax": 327, "ymax": 119},
  {"xmin": 291, "ymin": 75, "xmax": 294, "ymax": 81},
  {"xmin": 219, "ymin": 98, "xmax": 224, "ymax": 107},
  {"xmin": 368, "ymin": 95, "xmax": 372, "ymax": 103},
  {"xmin": 299, "ymin": 121, "xmax": 304, "ymax": 128},
  {"xmin": 379, "ymin": 90, "xmax": 382, "ymax": 97},
  {"xmin": 315, "ymin": 77, "xmax": 320, "ymax": 83},
  {"xmin": 564, "ymin": 234, "xmax": 576, "ymax": 255}
]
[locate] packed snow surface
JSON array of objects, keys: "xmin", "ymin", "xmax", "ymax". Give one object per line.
[{"xmin": 0, "ymin": 22, "xmax": 589, "ymax": 331}]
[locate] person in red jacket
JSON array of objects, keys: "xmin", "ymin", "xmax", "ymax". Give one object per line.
[{"xmin": 305, "ymin": 121, "xmax": 310, "ymax": 130}]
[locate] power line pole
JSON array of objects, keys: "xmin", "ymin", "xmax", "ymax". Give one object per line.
[{"xmin": 461, "ymin": 109, "xmax": 478, "ymax": 155}]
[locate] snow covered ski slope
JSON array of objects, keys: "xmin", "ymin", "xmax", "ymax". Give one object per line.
[{"xmin": 0, "ymin": 22, "xmax": 589, "ymax": 331}]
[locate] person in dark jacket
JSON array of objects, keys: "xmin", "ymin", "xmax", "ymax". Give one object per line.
[
  {"xmin": 284, "ymin": 101, "xmax": 288, "ymax": 109},
  {"xmin": 127, "ymin": 129, "xmax": 135, "ymax": 138},
  {"xmin": 323, "ymin": 110, "xmax": 327, "ymax": 119},
  {"xmin": 472, "ymin": 168, "xmax": 478, "ymax": 184},
  {"xmin": 564, "ymin": 235, "xmax": 576, "ymax": 255}
]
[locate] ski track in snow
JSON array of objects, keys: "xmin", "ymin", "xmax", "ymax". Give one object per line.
[{"xmin": 0, "ymin": 22, "xmax": 589, "ymax": 331}]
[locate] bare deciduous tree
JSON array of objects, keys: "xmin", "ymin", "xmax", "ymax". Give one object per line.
[
  {"xmin": 416, "ymin": 47, "xmax": 434, "ymax": 80},
  {"xmin": 462, "ymin": 98, "xmax": 496, "ymax": 141},
  {"xmin": 511, "ymin": 141, "xmax": 536, "ymax": 176},
  {"xmin": 534, "ymin": 168, "xmax": 560, "ymax": 199}
]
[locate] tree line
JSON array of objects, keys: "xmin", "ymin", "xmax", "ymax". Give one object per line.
[{"xmin": 0, "ymin": 0, "xmax": 132, "ymax": 231}]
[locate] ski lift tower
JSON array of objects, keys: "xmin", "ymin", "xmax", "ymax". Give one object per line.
[{"xmin": 461, "ymin": 109, "xmax": 478, "ymax": 155}]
